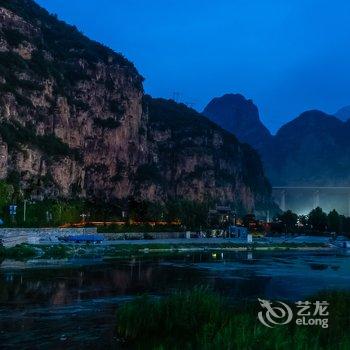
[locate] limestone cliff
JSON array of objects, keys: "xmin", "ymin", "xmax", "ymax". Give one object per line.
[
  {"xmin": 141, "ymin": 97, "xmax": 273, "ymax": 212},
  {"xmin": 0, "ymin": 0, "xmax": 274, "ymax": 213},
  {"xmin": 0, "ymin": 0, "xmax": 146, "ymax": 201}
]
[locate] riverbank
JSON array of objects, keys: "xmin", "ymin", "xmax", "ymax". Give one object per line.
[{"xmin": 0, "ymin": 238, "xmax": 332, "ymax": 262}]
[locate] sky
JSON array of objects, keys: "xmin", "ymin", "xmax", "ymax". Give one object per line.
[{"xmin": 36, "ymin": 0, "xmax": 350, "ymax": 133}]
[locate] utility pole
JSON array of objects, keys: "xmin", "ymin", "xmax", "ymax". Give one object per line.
[
  {"xmin": 23, "ymin": 199, "xmax": 27, "ymax": 223},
  {"xmin": 280, "ymin": 190, "xmax": 286, "ymax": 211}
]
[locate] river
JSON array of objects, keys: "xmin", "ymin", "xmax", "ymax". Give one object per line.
[{"xmin": 0, "ymin": 249, "xmax": 349, "ymax": 348}]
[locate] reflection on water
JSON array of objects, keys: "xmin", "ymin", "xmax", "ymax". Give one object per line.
[{"xmin": 0, "ymin": 250, "xmax": 350, "ymax": 348}]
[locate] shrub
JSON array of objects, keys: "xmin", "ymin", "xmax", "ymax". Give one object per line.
[
  {"xmin": 41, "ymin": 244, "xmax": 70, "ymax": 259},
  {"xmin": 2, "ymin": 28, "xmax": 27, "ymax": 47},
  {"xmin": 0, "ymin": 121, "xmax": 81, "ymax": 160},
  {"xmin": 93, "ymin": 117, "xmax": 120, "ymax": 129},
  {"xmin": 4, "ymin": 244, "xmax": 37, "ymax": 260},
  {"xmin": 134, "ymin": 164, "xmax": 163, "ymax": 184}
]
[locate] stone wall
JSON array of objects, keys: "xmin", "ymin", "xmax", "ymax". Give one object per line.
[
  {"xmin": 100, "ymin": 231, "xmax": 185, "ymax": 240},
  {"xmin": 0, "ymin": 227, "xmax": 97, "ymax": 247}
]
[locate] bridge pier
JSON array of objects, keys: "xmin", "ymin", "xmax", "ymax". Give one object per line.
[
  {"xmin": 313, "ymin": 190, "xmax": 320, "ymax": 209},
  {"xmin": 280, "ymin": 190, "xmax": 286, "ymax": 212},
  {"xmin": 272, "ymin": 186, "xmax": 350, "ymax": 216}
]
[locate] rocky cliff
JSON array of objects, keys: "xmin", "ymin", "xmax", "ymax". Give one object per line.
[
  {"xmin": 0, "ymin": 0, "xmax": 147, "ymax": 201},
  {"xmin": 0, "ymin": 0, "xmax": 274, "ymax": 212},
  {"xmin": 142, "ymin": 97, "xmax": 273, "ymax": 212}
]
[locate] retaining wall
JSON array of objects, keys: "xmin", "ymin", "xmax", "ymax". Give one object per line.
[{"xmin": 0, "ymin": 228, "xmax": 97, "ymax": 247}]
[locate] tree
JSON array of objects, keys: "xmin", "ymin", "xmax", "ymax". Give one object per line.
[
  {"xmin": 0, "ymin": 180, "xmax": 14, "ymax": 211},
  {"xmin": 328, "ymin": 209, "xmax": 341, "ymax": 233},
  {"xmin": 165, "ymin": 200, "xmax": 208, "ymax": 230},
  {"xmin": 342, "ymin": 217, "xmax": 350, "ymax": 237},
  {"xmin": 308, "ymin": 207, "xmax": 327, "ymax": 232},
  {"xmin": 298, "ymin": 215, "xmax": 308, "ymax": 228},
  {"xmin": 277, "ymin": 210, "xmax": 298, "ymax": 232}
]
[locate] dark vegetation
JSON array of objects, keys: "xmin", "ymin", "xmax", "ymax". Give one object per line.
[
  {"xmin": 0, "ymin": 193, "xmax": 86, "ymax": 227},
  {"xmin": 0, "ymin": 243, "xmax": 70, "ymax": 260},
  {"xmin": 116, "ymin": 288, "xmax": 350, "ymax": 349},
  {"xmin": 272, "ymin": 207, "xmax": 350, "ymax": 236},
  {"xmin": 0, "ymin": 120, "xmax": 81, "ymax": 159},
  {"xmin": 0, "ymin": 0, "xmax": 143, "ymax": 120},
  {"xmin": 0, "ymin": 243, "xmax": 37, "ymax": 260},
  {"xmin": 134, "ymin": 164, "xmax": 164, "ymax": 184},
  {"xmin": 0, "ymin": 182, "xmax": 211, "ymax": 230},
  {"xmin": 1, "ymin": 27, "xmax": 27, "ymax": 46},
  {"xmin": 0, "ymin": 0, "xmax": 141, "ymax": 75},
  {"xmin": 93, "ymin": 117, "xmax": 121, "ymax": 129}
]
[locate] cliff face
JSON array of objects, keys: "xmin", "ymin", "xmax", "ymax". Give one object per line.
[
  {"xmin": 0, "ymin": 0, "xmax": 147, "ymax": 200},
  {"xmin": 141, "ymin": 97, "xmax": 273, "ymax": 212},
  {"xmin": 0, "ymin": 0, "xmax": 274, "ymax": 212}
]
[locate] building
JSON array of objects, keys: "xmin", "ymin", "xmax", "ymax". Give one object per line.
[{"xmin": 208, "ymin": 205, "xmax": 236, "ymax": 226}]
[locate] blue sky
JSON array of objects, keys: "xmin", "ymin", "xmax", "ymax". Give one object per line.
[{"xmin": 36, "ymin": 0, "xmax": 350, "ymax": 133}]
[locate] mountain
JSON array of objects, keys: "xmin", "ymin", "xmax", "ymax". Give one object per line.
[
  {"xmin": 334, "ymin": 106, "xmax": 350, "ymax": 122},
  {"xmin": 268, "ymin": 110, "xmax": 350, "ymax": 186},
  {"xmin": 0, "ymin": 0, "xmax": 274, "ymax": 213},
  {"xmin": 203, "ymin": 94, "xmax": 350, "ymax": 188},
  {"xmin": 202, "ymin": 94, "xmax": 272, "ymax": 155},
  {"xmin": 144, "ymin": 96, "xmax": 273, "ymax": 212},
  {"xmin": 0, "ymin": 0, "xmax": 146, "ymax": 201}
]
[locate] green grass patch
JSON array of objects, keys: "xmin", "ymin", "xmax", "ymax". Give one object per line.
[
  {"xmin": 40, "ymin": 244, "xmax": 71, "ymax": 259},
  {"xmin": 0, "ymin": 243, "xmax": 37, "ymax": 260},
  {"xmin": 116, "ymin": 288, "xmax": 350, "ymax": 350}
]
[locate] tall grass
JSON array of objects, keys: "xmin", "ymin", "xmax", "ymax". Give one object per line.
[{"xmin": 116, "ymin": 288, "xmax": 350, "ymax": 349}]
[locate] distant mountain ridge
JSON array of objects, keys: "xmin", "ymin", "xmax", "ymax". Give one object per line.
[
  {"xmin": 269, "ymin": 110, "xmax": 350, "ymax": 186},
  {"xmin": 334, "ymin": 106, "xmax": 350, "ymax": 122},
  {"xmin": 202, "ymin": 94, "xmax": 272, "ymax": 155},
  {"xmin": 203, "ymin": 95, "xmax": 350, "ymax": 186}
]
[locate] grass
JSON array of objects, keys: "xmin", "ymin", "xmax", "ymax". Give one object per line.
[
  {"xmin": 0, "ymin": 241, "xmax": 328, "ymax": 262},
  {"xmin": 116, "ymin": 288, "xmax": 350, "ymax": 350},
  {"xmin": 0, "ymin": 244, "xmax": 37, "ymax": 260},
  {"xmin": 0, "ymin": 244, "xmax": 71, "ymax": 260},
  {"xmin": 40, "ymin": 244, "xmax": 71, "ymax": 259}
]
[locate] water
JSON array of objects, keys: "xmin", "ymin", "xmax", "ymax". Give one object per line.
[{"xmin": 0, "ymin": 249, "xmax": 349, "ymax": 348}]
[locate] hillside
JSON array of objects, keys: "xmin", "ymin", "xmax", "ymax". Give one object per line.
[
  {"xmin": 269, "ymin": 110, "xmax": 350, "ymax": 186},
  {"xmin": 335, "ymin": 106, "xmax": 350, "ymax": 122},
  {"xmin": 0, "ymin": 0, "xmax": 275, "ymax": 213},
  {"xmin": 143, "ymin": 97, "xmax": 273, "ymax": 212},
  {"xmin": 204, "ymin": 93, "xmax": 350, "ymax": 187}
]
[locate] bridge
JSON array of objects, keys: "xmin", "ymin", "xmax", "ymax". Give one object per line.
[{"xmin": 272, "ymin": 187, "xmax": 350, "ymax": 216}]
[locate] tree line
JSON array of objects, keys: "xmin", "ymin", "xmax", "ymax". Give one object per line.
[{"xmin": 273, "ymin": 207, "xmax": 350, "ymax": 234}]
